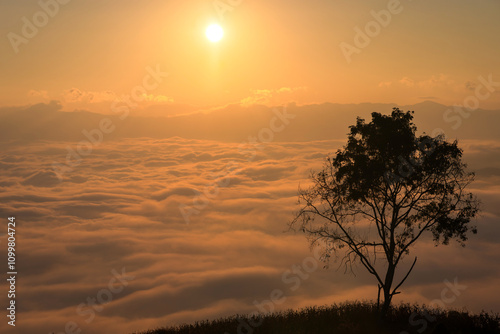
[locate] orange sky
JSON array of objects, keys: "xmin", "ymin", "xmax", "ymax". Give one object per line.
[
  {"xmin": 1, "ymin": 2, "xmax": 500, "ymax": 334},
  {"xmin": 1, "ymin": 0, "xmax": 500, "ymax": 111}
]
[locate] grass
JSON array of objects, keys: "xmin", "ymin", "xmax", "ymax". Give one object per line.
[{"xmin": 134, "ymin": 301, "xmax": 500, "ymax": 334}]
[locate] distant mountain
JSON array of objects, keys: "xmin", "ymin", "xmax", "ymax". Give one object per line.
[{"xmin": 0, "ymin": 101, "xmax": 498, "ymax": 142}]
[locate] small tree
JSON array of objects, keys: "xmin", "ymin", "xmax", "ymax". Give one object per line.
[{"xmin": 290, "ymin": 109, "xmax": 479, "ymax": 318}]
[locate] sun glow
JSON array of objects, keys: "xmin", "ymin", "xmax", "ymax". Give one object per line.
[{"xmin": 205, "ymin": 24, "xmax": 224, "ymax": 42}]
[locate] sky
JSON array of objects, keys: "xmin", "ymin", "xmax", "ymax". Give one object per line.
[
  {"xmin": 1, "ymin": 0, "xmax": 500, "ymax": 110},
  {"xmin": 0, "ymin": 1, "xmax": 500, "ymax": 334}
]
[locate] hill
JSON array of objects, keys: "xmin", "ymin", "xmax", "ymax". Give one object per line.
[{"xmin": 133, "ymin": 302, "xmax": 500, "ymax": 334}]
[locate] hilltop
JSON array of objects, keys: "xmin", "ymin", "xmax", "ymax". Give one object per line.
[{"xmin": 134, "ymin": 302, "xmax": 500, "ymax": 334}]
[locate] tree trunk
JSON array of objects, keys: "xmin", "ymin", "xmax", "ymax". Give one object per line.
[
  {"xmin": 380, "ymin": 264, "xmax": 396, "ymax": 319},
  {"xmin": 380, "ymin": 287, "xmax": 392, "ymax": 320}
]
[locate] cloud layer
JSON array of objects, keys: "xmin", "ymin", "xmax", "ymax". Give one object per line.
[{"xmin": 0, "ymin": 104, "xmax": 499, "ymax": 334}]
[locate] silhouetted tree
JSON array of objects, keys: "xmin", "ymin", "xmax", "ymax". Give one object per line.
[{"xmin": 290, "ymin": 109, "xmax": 480, "ymax": 318}]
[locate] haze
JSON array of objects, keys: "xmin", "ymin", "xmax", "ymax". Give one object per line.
[{"xmin": 0, "ymin": 1, "xmax": 499, "ymax": 333}]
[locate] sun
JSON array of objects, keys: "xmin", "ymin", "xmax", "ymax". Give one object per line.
[{"xmin": 205, "ymin": 24, "xmax": 224, "ymax": 42}]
